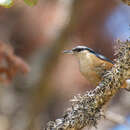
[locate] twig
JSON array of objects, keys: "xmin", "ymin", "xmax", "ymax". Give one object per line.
[{"xmin": 45, "ymin": 40, "xmax": 130, "ymax": 130}]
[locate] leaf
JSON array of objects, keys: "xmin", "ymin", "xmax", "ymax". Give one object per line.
[
  {"xmin": 0, "ymin": 0, "xmax": 14, "ymax": 8},
  {"xmin": 24, "ymin": 0, "xmax": 38, "ymax": 6}
]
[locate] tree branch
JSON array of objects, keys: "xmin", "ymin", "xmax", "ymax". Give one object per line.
[{"xmin": 45, "ymin": 40, "xmax": 130, "ymax": 130}]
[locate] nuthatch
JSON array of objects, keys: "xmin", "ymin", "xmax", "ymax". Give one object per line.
[{"xmin": 64, "ymin": 46, "xmax": 127, "ymax": 89}]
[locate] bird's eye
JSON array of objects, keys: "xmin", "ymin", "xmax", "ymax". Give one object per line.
[{"xmin": 72, "ymin": 48, "xmax": 82, "ymax": 52}]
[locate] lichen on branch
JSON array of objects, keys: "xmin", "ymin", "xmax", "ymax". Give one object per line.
[{"xmin": 45, "ymin": 40, "xmax": 130, "ymax": 130}]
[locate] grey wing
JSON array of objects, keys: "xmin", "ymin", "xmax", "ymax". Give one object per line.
[{"xmin": 95, "ymin": 53, "xmax": 114, "ymax": 64}]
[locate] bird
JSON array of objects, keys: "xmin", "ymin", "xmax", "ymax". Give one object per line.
[{"xmin": 64, "ymin": 45, "xmax": 127, "ymax": 89}]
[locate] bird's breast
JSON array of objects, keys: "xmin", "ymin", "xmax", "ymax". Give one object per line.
[{"xmin": 79, "ymin": 54, "xmax": 101, "ymax": 86}]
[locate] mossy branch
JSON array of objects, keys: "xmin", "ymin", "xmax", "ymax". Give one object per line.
[{"xmin": 45, "ymin": 40, "xmax": 130, "ymax": 130}]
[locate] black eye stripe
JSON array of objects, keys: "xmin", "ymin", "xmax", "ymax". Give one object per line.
[
  {"xmin": 72, "ymin": 48, "xmax": 86, "ymax": 52},
  {"xmin": 72, "ymin": 46, "xmax": 95, "ymax": 53},
  {"xmin": 73, "ymin": 48, "xmax": 81, "ymax": 52}
]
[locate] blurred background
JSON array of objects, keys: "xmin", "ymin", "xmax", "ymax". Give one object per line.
[{"xmin": 0, "ymin": 0, "xmax": 129, "ymax": 130}]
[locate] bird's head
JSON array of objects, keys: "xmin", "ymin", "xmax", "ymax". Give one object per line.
[{"xmin": 64, "ymin": 45, "xmax": 114, "ymax": 64}]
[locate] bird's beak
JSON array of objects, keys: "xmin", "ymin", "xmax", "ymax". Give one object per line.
[{"xmin": 63, "ymin": 50, "xmax": 73, "ymax": 54}]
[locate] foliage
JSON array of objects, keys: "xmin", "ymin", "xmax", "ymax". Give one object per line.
[
  {"xmin": 0, "ymin": 0, "xmax": 38, "ymax": 8},
  {"xmin": 0, "ymin": 0, "xmax": 14, "ymax": 8},
  {"xmin": 24, "ymin": 0, "xmax": 38, "ymax": 6}
]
